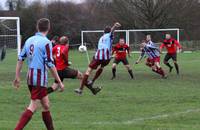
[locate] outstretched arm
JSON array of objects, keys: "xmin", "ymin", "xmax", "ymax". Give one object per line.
[
  {"xmin": 160, "ymin": 43, "xmax": 165, "ymax": 53},
  {"xmin": 135, "ymin": 49, "xmax": 145, "ymax": 64}
]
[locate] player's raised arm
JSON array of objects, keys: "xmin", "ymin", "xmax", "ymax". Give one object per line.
[{"xmin": 111, "ymin": 22, "xmax": 121, "ymax": 34}]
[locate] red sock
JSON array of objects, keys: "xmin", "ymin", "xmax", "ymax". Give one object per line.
[
  {"xmin": 157, "ymin": 67, "xmax": 165, "ymax": 76},
  {"xmin": 80, "ymin": 74, "xmax": 89, "ymax": 90},
  {"xmin": 42, "ymin": 111, "xmax": 54, "ymax": 130},
  {"xmin": 15, "ymin": 109, "xmax": 33, "ymax": 130},
  {"xmin": 92, "ymin": 68, "xmax": 103, "ymax": 82},
  {"xmin": 152, "ymin": 68, "xmax": 161, "ymax": 75}
]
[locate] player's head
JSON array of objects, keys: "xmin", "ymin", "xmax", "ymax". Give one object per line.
[
  {"xmin": 146, "ymin": 35, "xmax": 151, "ymax": 41},
  {"xmin": 104, "ymin": 26, "xmax": 111, "ymax": 34},
  {"xmin": 165, "ymin": 34, "xmax": 171, "ymax": 40},
  {"xmin": 59, "ymin": 36, "xmax": 69, "ymax": 45},
  {"xmin": 36, "ymin": 18, "xmax": 50, "ymax": 34},
  {"xmin": 119, "ymin": 38, "xmax": 125, "ymax": 45}
]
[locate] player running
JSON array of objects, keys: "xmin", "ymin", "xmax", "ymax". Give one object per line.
[
  {"xmin": 13, "ymin": 18, "xmax": 64, "ymax": 130},
  {"xmin": 74, "ymin": 22, "xmax": 121, "ymax": 95},
  {"xmin": 47, "ymin": 36, "xmax": 100, "ymax": 95},
  {"xmin": 135, "ymin": 38, "xmax": 167, "ymax": 78},
  {"xmin": 160, "ymin": 34, "xmax": 182, "ymax": 75},
  {"xmin": 111, "ymin": 38, "xmax": 134, "ymax": 79}
]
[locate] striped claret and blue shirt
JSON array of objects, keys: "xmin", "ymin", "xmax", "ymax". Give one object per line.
[
  {"xmin": 141, "ymin": 42, "xmax": 160, "ymax": 59},
  {"xmin": 18, "ymin": 32, "xmax": 55, "ymax": 87},
  {"xmin": 95, "ymin": 32, "xmax": 113, "ymax": 60}
]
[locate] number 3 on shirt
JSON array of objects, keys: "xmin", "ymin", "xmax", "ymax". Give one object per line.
[{"xmin": 57, "ymin": 46, "xmax": 61, "ymax": 57}]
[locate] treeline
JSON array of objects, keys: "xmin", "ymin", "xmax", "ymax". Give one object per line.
[{"xmin": 3, "ymin": 0, "xmax": 200, "ymax": 44}]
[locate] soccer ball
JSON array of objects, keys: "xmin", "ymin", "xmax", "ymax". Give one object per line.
[{"xmin": 78, "ymin": 45, "xmax": 87, "ymax": 52}]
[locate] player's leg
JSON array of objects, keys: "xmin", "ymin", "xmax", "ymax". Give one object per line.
[
  {"xmin": 15, "ymin": 86, "xmax": 41, "ymax": 130},
  {"xmin": 123, "ymin": 58, "xmax": 135, "ymax": 79},
  {"xmin": 154, "ymin": 62, "xmax": 166, "ymax": 78},
  {"xmin": 146, "ymin": 58, "xmax": 153, "ymax": 68},
  {"xmin": 91, "ymin": 60, "xmax": 110, "ymax": 83},
  {"xmin": 74, "ymin": 67, "xmax": 93, "ymax": 94},
  {"xmin": 172, "ymin": 53, "xmax": 179, "ymax": 75},
  {"xmin": 47, "ymin": 70, "xmax": 63, "ymax": 94},
  {"xmin": 111, "ymin": 62, "xmax": 117, "ymax": 80},
  {"xmin": 15, "ymin": 100, "xmax": 38, "ymax": 130},
  {"xmin": 151, "ymin": 57, "xmax": 166, "ymax": 78},
  {"xmin": 41, "ymin": 95, "xmax": 54, "ymax": 130},
  {"xmin": 164, "ymin": 54, "xmax": 173, "ymax": 72}
]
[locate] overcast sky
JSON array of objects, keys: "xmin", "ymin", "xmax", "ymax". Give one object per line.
[{"xmin": 0, "ymin": 0, "xmax": 85, "ymax": 9}]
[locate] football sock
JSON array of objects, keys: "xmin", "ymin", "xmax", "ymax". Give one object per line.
[
  {"xmin": 47, "ymin": 87, "xmax": 54, "ymax": 94},
  {"xmin": 152, "ymin": 68, "xmax": 165, "ymax": 77},
  {"xmin": 157, "ymin": 67, "xmax": 165, "ymax": 77},
  {"xmin": 80, "ymin": 74, "xmax": 89, "ymax": 90},
  {"xmin": 92, "ymin": 68, "xmax": 103, "ymax": 82},
  {"xmin": 42, "ymin": 111, "xmax": 54, "ymax": 130},
  {"xmin": 128, "ymin": 69, "xmax": 134, "ymax": 79},
  {"xmin": 165, "ymin": 62, "xmax": 172, "ymax": 68},
  {"xmin": 15, "ymin": 109, "xmax": 33, "ymax": 130},
  {"xmin": 174, "ymin": 63, "xmax": 179, "ymax": 74},
  {"xmin": 112, "ymin": 68, "xmax": 116, "ymax": 78},
  {"xmin": 146, "ymin": 62, "xmax": 152, "ymax": 68}
]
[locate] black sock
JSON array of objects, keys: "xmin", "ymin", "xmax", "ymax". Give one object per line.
[
  {"xmin": 174, "ymin": 63, "xmax": 179, "ymax": 74},
  {"xmin": 128, "ymin": 70, "xmax": 134, "ymax": 79},
  {"xmin": 47, "ymin": 87, "xmax": 54, "ymax": 94},
  {"xmin": 112, "ymin": 68, "xmax": 116, "ymax": 77},
  {"xmin": 165, "ymin": 62, "xmax": 172, "ymax": 68}
]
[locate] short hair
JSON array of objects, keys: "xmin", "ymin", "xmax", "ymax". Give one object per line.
[
  {"xmin": 104, "ymin": 26, "xmax": 111, "ymax": 33},
  {"xmin": 37, "ymin": 18, "xmax": 50, "ymax": 32},
  {"xmin": 59, "ymin": 36, "xmax": 69, "ymax": 44}
]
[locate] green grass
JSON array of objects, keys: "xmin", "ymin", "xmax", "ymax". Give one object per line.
[{"xmin": 0, "ymin": 49, "xmax": 200, "ymax": 130}]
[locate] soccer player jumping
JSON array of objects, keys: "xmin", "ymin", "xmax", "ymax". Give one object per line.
[
  {"xmin": 111, "ymin": 38, "xmax": 134, "ymax": 79},
  {"xmin": 136, "ymin": 36, "xmax": 167, "ymax": 78},
  {"xmin": 160, "ymin": 34, "xmax": 182, "ymax": 75},
  {"xmin": 13, "ymin": 18, "xmax": 64, "ymax": 130},
  {"xmin": 74, "ymin": 22, "xmax": 121, "ymax": 95}
]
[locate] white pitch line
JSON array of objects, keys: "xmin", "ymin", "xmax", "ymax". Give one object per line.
[
  {"xmin": 0, "ymin": 108, "xmax": 200, "ymax": 125},
  {"xmin": 91, "ymin": 108, "xmax": 200, "ymax": 125}
]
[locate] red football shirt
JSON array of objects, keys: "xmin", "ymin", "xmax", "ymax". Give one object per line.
[
  {"xmin": 112, "ymin": 43, "xmax": 130, "ymax": 60},
  {"xmin": 160, "ymin": 38, "xmax": 182, "ymax": 54},
  {"xmin": 53, "ymin": 44, "xmax": 69, "ymax": 70}
]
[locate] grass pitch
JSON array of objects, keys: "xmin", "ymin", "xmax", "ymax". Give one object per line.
[{"xmin": 0, "ymin": 50, "xmax": 200, "ymax": 130}]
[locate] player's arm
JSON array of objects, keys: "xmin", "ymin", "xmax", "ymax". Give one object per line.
[
  {"xmin": 13, "ymin": 45, "xmax": 26, "ymax": 88},
  {"xmin": 127, "ymin": 45, "xmax": 131, "ymax": 57},
  {"xmin": 111, "ymin": 22, "xmax": 121, "ymax": 34},
  {"xmin": 135, "ymin": 49, "xmax": 145, "ymax": 64},
  {"xmin": 159, "ymin": 43, "xmax": 165, "ymax": 53},
  {"xmin": 175, "ymin": 40, "xmax": 182, "ymax": 52},
  {"xmin": 45, "ymin": 43, "xmax": 64, "ymax": 91},
  {"xmin": 112, "ymin": 45, "xmax": 117, "ymax": 55},
  {"xmin": 62, "ymin": 45, "xmax": 69, "ymax": 66},
  {"xmin": 13, "ymin": 60, "xmax": 23, "ymax": 88}
]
